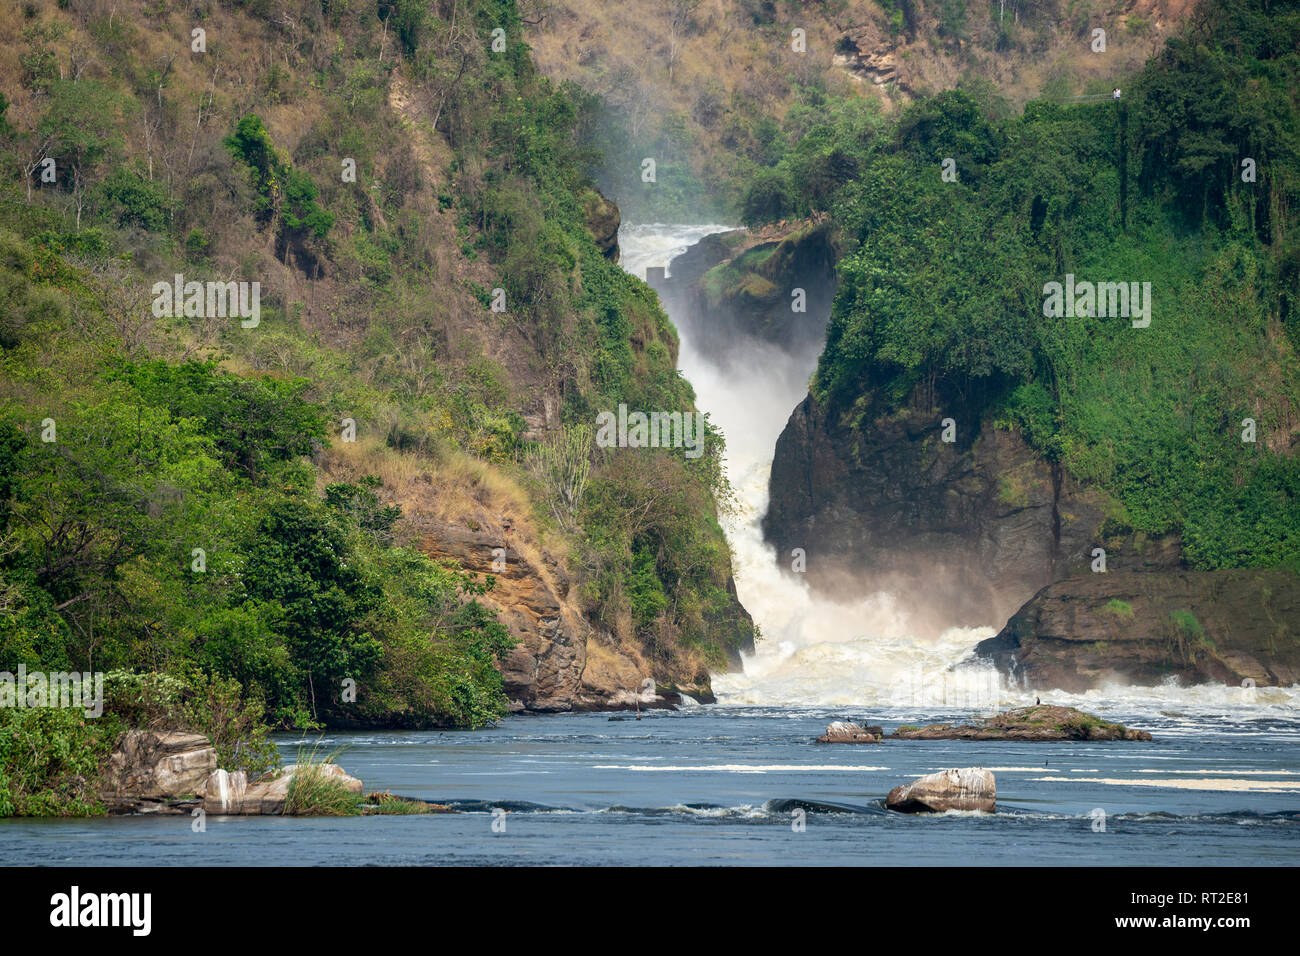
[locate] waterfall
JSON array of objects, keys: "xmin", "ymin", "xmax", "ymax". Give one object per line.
[
  {"xmin": 618, "ymin": 223, "xmax": 1000, "ymax": 709},
  {"xmin": 617, "ymin": 223, "xmax": 1300, "ymax": 716}
]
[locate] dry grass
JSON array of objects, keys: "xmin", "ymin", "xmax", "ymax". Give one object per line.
[
  {"xmin": 526, "ymin": 0, "xmax": 1193, "ymax": 193},
  {"xmin": 316, "ymin": 433, "xmax": 568, "ymax": 573}
]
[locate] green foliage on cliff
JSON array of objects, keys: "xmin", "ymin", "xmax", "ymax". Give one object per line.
[
  {"xmin": 748, "ymin": 0, "xmax": 1300, "ymax": 573},
  {"xmin": 0, "ymin": 0, "xmax": 750, "ymax": 759}
]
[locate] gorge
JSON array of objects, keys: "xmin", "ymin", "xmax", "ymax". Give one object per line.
[{"xmin": 627, "ymin": 207, "xmax": 1299, "ymax": 708}]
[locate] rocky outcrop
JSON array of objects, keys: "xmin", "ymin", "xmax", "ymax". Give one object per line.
[
  {"xmin": 816, "ymin": 720, "xmax": 882, "ymax": 743},
  {"xmin": 652, "ymin": 219, "xmax": 839, "ymax": 360},
  {"xmin": 581, "ymin": 188, "xmax": 620, "ymax": 261},
  {"xmin": 890, "ymin": 705, "xmax": 1152, "ymax": 741},
  {"xmin": 412, "ymin": 516, "xmax": 600, "ymax": 711},
  {"xmin": 406, "ymin": 515, "xmax": 725, "ymax": 712},
  {"xmin": 101, "ymin": 731, "xmax": 217, "ymax": 812},
  {"xmin": 886, "ymin": 768, "xmax": 995, "ymax": 814},
  {"xmin": 101, "ymin": 731, "xmax": 371, "ymax": 816},
  {"xmin": 203, "ymin": 763, "xmax": 364, "ymax": 815},
  {"xmin": 834, "ymin": 30, "xmax": 910, "ymax": 92},
  {"xmin": 975, "ymin": 570, "xmax": 1300, "ymax": 692},
  {"xmin": 765, "ymin": 398, "xmax": 1117, "ymax": 632}
]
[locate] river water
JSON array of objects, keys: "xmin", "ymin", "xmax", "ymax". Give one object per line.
[
  {"xmin": 3, "ymin": 708, "xmax": 1297, "ymax": 865},
  {"xmin": 2, "ymin": 225, "xmax": 1295, "ymax": 866}
]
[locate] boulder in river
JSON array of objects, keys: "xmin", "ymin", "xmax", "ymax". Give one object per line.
[
  {"xmin": 889, "ymin": 705, "xmax": 1152, "ymax": 741},
  {"xmin": 886, "ymin": 768, "xmax": 995, "ymax": 813},
  {"xmin": 203, "ymin": 763, "xmax": 364, "ymax": 815},
  {"xmin": 101, "ymin": 730, "xmax": 217, "ymax": 811},
  {"xmin": 816, "ymin": 721, "xmax": 882, "ymax": 743}
]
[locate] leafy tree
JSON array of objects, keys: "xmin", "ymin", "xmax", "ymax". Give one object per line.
[
  {"xmin": 243, "ymin": 501, "xmax": 383, "ymax": 720},
  {"xmin": 39, "ymin": 80, "xmax": 133, "ymax": 229}
]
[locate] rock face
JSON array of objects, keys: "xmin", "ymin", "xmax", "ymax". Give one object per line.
[
  {"xmin": 975, "ymin": 571, "xmax": 1300, "ymax": 692},
  {"xmin": 766, "ymin": 399, "xmax": 1113, "ymax": 632},
  {"xmin": 766, "ymin": 385, "xmax": 1299, "ymax": 686},
  {"xmin": 407, "ymin": 516, "xmax": 739, "ymax": 713},
  {"xmin": 581, "ymin": 188, "xmax": 620, "ymax": 261},
  {"xmin": 816, "ymin": 720, "xmax": 882, "ymax": 743},
  {"xmin": 412, "ymin": 517, "xmax": 589, "ymax": 712},
  {"xmin": 654, "ymin": 220, "xmax": 839, "ymax": 359},
  {"xmin": 886, "ymin": 768, "xmax": 995, "ymax": 813},
  {"xmin": 203, "ymin": 763, "xmax": 364, "ymax": 815},
  {"xmin": 890, "ymin": 705, "xmax": 1152, "ymax": 741},
  {"xmin": 834, "ymin": 30, "xmax": 908, "ymax": 91},
  {"xmin": 101, "ymin": 731, "xmax": 217, "ymax": 811}
]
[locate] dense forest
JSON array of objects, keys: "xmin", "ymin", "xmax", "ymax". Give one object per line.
[
  {"xmin": 745, "ymin": 0, "xmax": 1300, "ymax": 573},
  {"xmin": 0, "ymin": 0, "xmax": 751, "ymax": 815}
]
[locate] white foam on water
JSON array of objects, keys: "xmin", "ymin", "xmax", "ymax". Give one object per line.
[
  {"xmin": 1035, "ymin": 776, "xmax": 1300, "ymax": 793},
  {"xmin": 592, "ymin": 764, "xmax": 891, "ymax": 773},
  {"xmin": 617, "ymin": 223, "xmax": 740, "ymax": 282}
]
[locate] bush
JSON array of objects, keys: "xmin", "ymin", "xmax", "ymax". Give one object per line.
[
  {"xmin": 0, "ymin": 708, "xmax": 115, "ymax": 817},
  {"xmin": 741, "ymin": 168, "xmax": 797, "ymax": 225},
  {"xmin": 282, "ymin": 746, "xmax": 362, "ymax": 816},
  {"xmin": 101, "ymin": 670, "xmax": 279, "ymax": 777},
  {"xmin": 100, "ymin": 168, "xmax": 173, "ymax": 231}
]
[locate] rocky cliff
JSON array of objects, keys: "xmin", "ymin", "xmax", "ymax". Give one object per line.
[
  {"xmin": 975, "ymin": 569, "xmax": 1300, "ymax": 692},
  {"xmin": 652, "ymin": 220, "xmax": 839, "ymax": 360},
  {"xmin": 765, "ymin": 383, "xmax": 1300, "ymax": 689},
  {"xmin": 405, "ymin": 513, "xmax": 719, "ymax": 712},
  {"xmin": 764, "ymin": 395, "xmax": 1111, "ymax": 632}
]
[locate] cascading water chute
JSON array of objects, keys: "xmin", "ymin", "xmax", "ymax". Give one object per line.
[{"xmin": 618, "ymin": 223, "xmax": 1000, "ymax": 709}]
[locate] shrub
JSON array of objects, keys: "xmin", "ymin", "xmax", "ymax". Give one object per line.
[
  {"xmin": 282, "ymin": 745, "xmax": 362, "ymax": 816},
  {"xmin": 0, "ymin": 708, "xmax": 115, "ymax": 817}
]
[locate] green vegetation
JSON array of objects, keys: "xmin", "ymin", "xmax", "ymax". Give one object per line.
[
  {"xmin": 0, "ymin": 707, "xmax": 115, "ymax": 817},
  {"xmin": 1170, "ymin": 609, "xmax": 1213, "ymax": 650},
  {"xmin": 224, "ymin": 115, "xmax": 335, "ymax": 263},
  {"xmin": 744, "ymin": 0, "xmax": 1300, "ymax": 574},
  {"xmin": 101, "ymin": 669, "xmax": 280, "ymax": 777},
  {"xmin": 1105, "ymin": 600, "xmax": 1135, "ymax": 619},
  {"xmin": 0, "ymin": 0, "xmax": 751, "ymax": 817},
  {"xmin": 282, "ymin": 747, "xmax": 363, "ymax": 817}
]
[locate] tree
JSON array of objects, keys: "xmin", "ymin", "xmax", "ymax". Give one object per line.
[
  {"xmin": 39, "ymin": 80, "xmax": 132, "ymax": 230},
  {"xmin": 243, "ymin": 501, "xmax": 383, "ymax": 720},
  {"xmin": 525, "ymin": 424, "xmax": 592, "ymax": 531}
]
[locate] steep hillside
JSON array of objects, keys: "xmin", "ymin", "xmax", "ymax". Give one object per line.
[
  {"xmin": 526, "ymin": 0, "xmax": 1192, "ymax": 220},
  {"xmin": 0, "ymin": 0, "xmax": 754, "ymax": 760}
]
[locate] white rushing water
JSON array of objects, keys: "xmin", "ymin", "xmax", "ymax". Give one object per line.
[{"xmin": 617, "ymin": 223, "xmax": 1300, "ymax": 718}]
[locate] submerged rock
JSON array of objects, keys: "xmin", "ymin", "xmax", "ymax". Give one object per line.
[
  {"xmin": 363, "ymin": 791, "xmax": 455, "ymax": 814},
  {"xmin": 816, "ymin": 721, "xmax": 882, "ymax": 743},
  {"xmin": 889, "ymin": 705, "xmax": 1152, "ymax": 741},
  {"xmin": 886, "ymin": 768, "xmax": 996, "ymax": 813}
]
